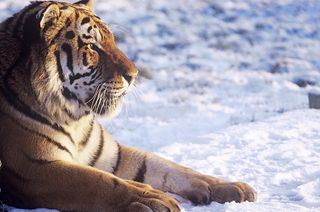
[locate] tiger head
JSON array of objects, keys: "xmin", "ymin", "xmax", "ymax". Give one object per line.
[{"xmin": 11, "ymin": 0, "xmax": 138, "ymax": 123}]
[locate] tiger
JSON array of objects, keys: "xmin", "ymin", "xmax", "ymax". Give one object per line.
[{"xmin": 0, "ymin": 0, "xmax": 257, "ymax": 211}]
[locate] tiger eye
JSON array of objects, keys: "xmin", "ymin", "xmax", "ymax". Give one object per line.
[{"xmin": 65, "ymin": 31, "xmax": 75, "ymax": 39}]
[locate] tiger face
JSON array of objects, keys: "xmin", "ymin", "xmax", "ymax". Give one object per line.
[{"xmin": 28, "ymin": 1, "xmax": 138, "ymax": 120}]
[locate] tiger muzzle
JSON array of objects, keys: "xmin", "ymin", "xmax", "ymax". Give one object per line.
[{"xmin": 102, "ymin": 47, "xmax": 138, "ymax": 88}]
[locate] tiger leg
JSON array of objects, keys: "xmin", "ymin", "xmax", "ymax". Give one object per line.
[
  {"xmin": 0, "ymin": 160, "xmax": 180, "ymax": 212},
  {"xmin": 113, "ymin": 145, "xmax": 257, "ymax": 205}
]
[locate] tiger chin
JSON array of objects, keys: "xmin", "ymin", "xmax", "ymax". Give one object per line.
[{"xmin": 0, "ymin": 0, "xmax": 256, "ymax": 211}]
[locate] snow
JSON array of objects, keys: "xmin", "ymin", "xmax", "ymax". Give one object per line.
[{"xmin": 2, "ymin": 0, "xmax": 320, "ymax": 211}]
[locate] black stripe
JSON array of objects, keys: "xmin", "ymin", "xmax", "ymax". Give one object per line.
[
  {"xmin": 91, "ymin": 43, "xmax": 102, "ymax": 53},
  {"xmin": 55, "ymin": 50, "xmax": 65, "ymax": 82},
  {"xmin": 22, "ymin": 126, "xmax": 73, "ymax": 157},
  {"xmin": 90, "ymin": 68, "xmax": 100, "ymax": 79},
  {"xmin": 42, "ymin": 19, "xmax": 54, "ymax": 34},
  {"xmin": 69, "ymin": 69, "xmax": 96, "ymax": 84},
  {"xmin": 83, "ymin": 52, "xmax": 89, "ymax": 66},
  {"xmin": 112, "ymin": 143, "xmax": 121, "ymax": 174},
  {"xmin": 61, "ymin": 43, "xmax": 74, "ymax": 73},
  {"xmin": 83, "ymin": 72, "xmax": 101, "ymax": 86},
  {"xmin": 23, "ymin": 151, "xmax": 56, "ymax": 165},
  {"xmin": 83, "ymin": 79, "xmax": 97, "ymax": 86},
  {"xmin": 81, "ymin": 17, "xmax": 90, "ymax": 25},
  {"xmin": 133, "ymin": 157, "xmax": 147, "ymax": 183},
  {"xmin": 82, "ymin": 34, "xmax": 92, "ymax": 39},
  {"xmin": 89, "ymin": 126, "xmax": 104, "ymax": 166},
  {"xmin": 79, "ymin": 118, "xmax": 94, "ymax": 148},
  {"xmin": 77, "ymin": 36, "xmax": 86, "ymax": 48},
  {"xmin": 94, "ymin": 15, "xmax": 101, "ymax": 20},
  {"xmin": 62, "ymin": 87, "xmax": 78, "ymax": 100},
  {"xmin": 65, "ymin": 18, "xmax": 71, "ymax": 27},
  {"xmin": 87, "ymin": 26, "xmax": 93, "ymax": 33},
  {"xmin": 1, "ymin": 111, "xmax": 73, "ymax": 157}
]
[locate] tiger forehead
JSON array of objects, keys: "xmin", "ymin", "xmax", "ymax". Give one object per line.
[
  {"xmin": 77, "ymin": 15, "xmax": 113, "ymax": 40},
  {"xmin": 56, "ymin": 3, "xmax": 113, "ymax": 38},
  {"xmin": 77, "ymin": 10, "xmax": 112, "ymax": 32}
]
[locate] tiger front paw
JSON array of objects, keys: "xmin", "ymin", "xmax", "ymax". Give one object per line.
[
  {"xmin": 181, "ymin": 175, "xmax": 256, "ymax": 205},
  {"xmin": 123, "ymin": 180, "xmax": 181, "ymax": 212},
  {"xmin": 210, "ymin": 182, "xmax": 257, "ymax": 204}
]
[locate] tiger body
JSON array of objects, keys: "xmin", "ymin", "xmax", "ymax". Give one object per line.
[{"xmin": 0, "ymin": 0, "xmax": 256, "ymax": 211}]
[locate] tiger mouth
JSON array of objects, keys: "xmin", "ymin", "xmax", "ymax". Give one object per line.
[{"xmin": 85, "ymin": 83, "xmax": 125, "ymax": 116}]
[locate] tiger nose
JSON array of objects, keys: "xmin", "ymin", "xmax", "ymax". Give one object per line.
[
  {"xmin": 120, "ymin": 65, "xmax": 138, "ymax": 85},
  {"xmin": 123, "ymin": 74, "xmax": 133, "ymax": 85}
]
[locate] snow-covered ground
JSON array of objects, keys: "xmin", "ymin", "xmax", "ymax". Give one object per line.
[{"xmin": 2, "ymin": 0, "xmax": 320, "ymax": 211}]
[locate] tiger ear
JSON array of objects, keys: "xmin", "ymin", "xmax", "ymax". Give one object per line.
[
  {"xmin": 39, "ymin": 4, "xmax": 60, "ymax": 30},
  {"xmin": 22, "ymin": 4, "xmax": 60, "ymax": 43},
  {"xmin": 75, "ymin": 0, "xmax": 94, "ymax": 10}
]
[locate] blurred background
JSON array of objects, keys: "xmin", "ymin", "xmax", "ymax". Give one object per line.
[{"xmin": 1, "ymin": 0, "xmax": 320, "ymax": 211}]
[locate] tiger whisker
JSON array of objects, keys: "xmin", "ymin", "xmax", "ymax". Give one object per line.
[
  {"xmin": 98, "ymin": 87, "xmax": 107, "ymax": 115},
  {"xmin": 90, "ymin": 93, "xmax": 99, "ymax": 113},
  {"xmin": 85, "ymin": 83, "xmax": 102, "ymax": 104},
  {"xmin": 89, "ymin": 83, "xmax": 107, "ymax": 114},
  {"xmin": 97, "ymin": 85, "xmax": 107, "ymax": 114},
  {"xmin": 91, "ymin": 85, "xmax": 103, "ymax": 113},
  {"xmin": 100, "ymin": 87, "xmax": 108, "ymax": 114},
  {"xmin": 93, "ymin": 86, "xmax": 104, "ymax": 113}
]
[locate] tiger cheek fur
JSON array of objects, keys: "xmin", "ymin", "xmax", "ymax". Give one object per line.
[{"xmin": 0, "ymin": 0, "xmax": 256, "ymax": 211}]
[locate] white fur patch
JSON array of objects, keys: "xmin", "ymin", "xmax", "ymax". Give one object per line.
[{"xmin": 94, "ymin": 130, "xmax": 119, "ymax": 172}]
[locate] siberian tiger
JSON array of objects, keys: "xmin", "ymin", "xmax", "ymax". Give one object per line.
[{"xmin": 0, "ymin": 0, "xmax": 257, "ymax": 211}]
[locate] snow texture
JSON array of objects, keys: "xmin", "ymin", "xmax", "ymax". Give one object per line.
[{"xmin": 2, "ymin": 0, "xmax": 320, "ymax": 211}]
